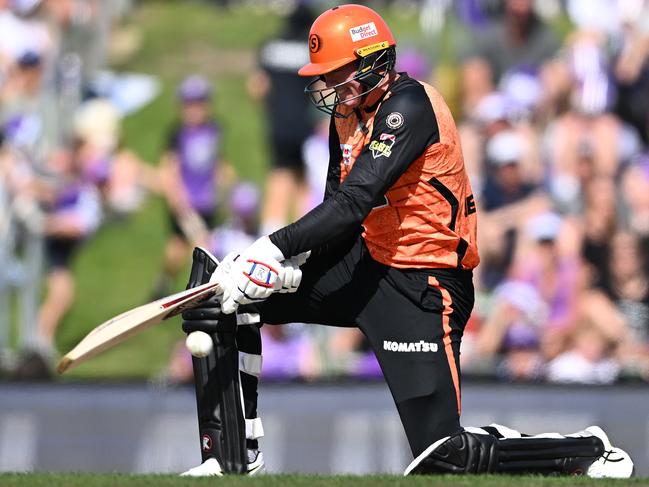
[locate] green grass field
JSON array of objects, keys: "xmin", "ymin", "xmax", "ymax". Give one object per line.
[{"xmin": 0, "ymin": 474, "xmax": 647, "ymax": 487}]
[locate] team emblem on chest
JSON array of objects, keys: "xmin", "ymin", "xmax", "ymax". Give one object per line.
[{"xmin": 369, "ymin": 133, "xmax": 396, "ymax": 158}]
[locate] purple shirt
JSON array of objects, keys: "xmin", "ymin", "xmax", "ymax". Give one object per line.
[
  {"xmin": 169, "ymin": 122, "xmax": 221, "ymax": 213},
  {"xmin": 520, "ymin": 257, "xmax": 579, "ymax": 330},
  {"xmin": 49, "ymin": 178, "xmax": 102, "ymax": 235},
  {"xmin": 53, "ymin": 182, "xmax": 83, "ymax": 212}
]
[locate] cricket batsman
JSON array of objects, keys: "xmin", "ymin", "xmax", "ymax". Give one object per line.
[{"xmin": 180, "ymin": 4, "xmax": 634, "ymax": 477}]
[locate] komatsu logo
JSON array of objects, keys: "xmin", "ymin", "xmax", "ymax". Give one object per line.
[{"xmin": 383, "ymin": 340, "xmax": 438, "ymax": 353}]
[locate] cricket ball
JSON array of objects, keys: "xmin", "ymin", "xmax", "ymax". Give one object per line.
[{"xmin": 185, "ymin": 331, "xmax": 213, "ymax": 358}]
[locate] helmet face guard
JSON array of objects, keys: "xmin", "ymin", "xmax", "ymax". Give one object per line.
[{"xmin": 304, "ymin": 47, "xmax": 396, "ymax": 118}]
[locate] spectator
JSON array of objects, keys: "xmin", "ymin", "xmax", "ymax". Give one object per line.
[
  {"xmin": 459, "ymin": 91, "xmax": 517, "ymax": 195},
  {"xmin": 478, "ymin": 129, "xmax": 549, "ymax": 289},
  {"xmin": 460, "ymin": 0, "xmax": 561, "ymax": 115},
  {"xmin": 153, "ymin": 75, "xmax": 234, "ymax": 299},
  {"xmin": 475, "ymin": 280, "xmax": 547, "ymax": 381},
  {"xmin": 12, "ymin": 144, "xmax": 101, "ymax": 379},
  {"xmin": 546, "ymin": 322, "xmax": 620, "ymax": 384},
  {"xmin": 542, "ymin": 33, "xmax": 641, "ymax": 215},
  {"xmin": 72, "ymin": 98, "xmax": 156, "ymax": 217},
  {"xmin": 247, "ymin": 3, "xmax": 316, "ymax": 235},
  {"xmin": 600, "ymin": 232, "xmax": 649, "ymax": 343},
  {"xmin": 579, "ymin": 176, "xmax": 618, "ymax": 289},
  {"xmin": 514, "ymin": 213, "xmax": 582, "ymax": 359}
]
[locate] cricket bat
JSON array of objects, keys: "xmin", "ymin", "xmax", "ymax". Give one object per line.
[{"xmin": 57, "ymin": 280, "xmax": 221, "ymax": 374}]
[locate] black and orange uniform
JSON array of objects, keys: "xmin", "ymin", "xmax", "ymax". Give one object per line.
[
  {"xmin": 270, "ymin": 74, "xmax": 478, "ymax": 270},
  {"xmin": 248, "ymin": 74, "xmax": 479, "ymax": 456},
  {"xmin": 183, "ymin": 3, "xmax": 620, "ymax": 475}
]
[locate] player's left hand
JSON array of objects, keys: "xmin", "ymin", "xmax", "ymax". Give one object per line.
[
  {"xmin": 275, "ymin": 256, "xmax": 301, "ymax": 293},
  {"xmin": 221, "ymin": 236, "xmax": 285, "ymax": 314}
]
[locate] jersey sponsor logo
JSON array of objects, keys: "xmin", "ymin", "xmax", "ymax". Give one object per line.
[
  {"xmin": 309, "ymin": 34, "xmax": 321, "ymax": 53},
  {"xmin": 383, "ymin": 340, "xmax": 438, "ymax": 353},
  {"xmin": 386, "ymin": 112, "xmax": 404, "ymax": 129},
  {"xmin": 349, "ymin": 22, "xmax": 378, "ymax": 42},
  {"xmin": 356, "ymin": 40, "xmax": 390, "ymax": 57},
  {"xmin": 369, "ymin": 133, "xmax": 395, "ymax": 158},
  {"xmin": 341, "ymin": 143, "xmax": 353, "ymax": 165}
]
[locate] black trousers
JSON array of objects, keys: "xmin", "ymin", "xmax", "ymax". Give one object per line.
[{"xmin": 243, "ymin": 235, "xmax": 475, "ymax": 457}]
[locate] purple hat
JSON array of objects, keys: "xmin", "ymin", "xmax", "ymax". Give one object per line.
[
  {"xmin": 230, "ymin": 182, "xmax": 260, "ymax": 219},
  {"xmin": 17, "ymin": 50, "xmax": 42, "ymax": 67},
  {"xmin": 177, "ymin": 75, "xmax": 212, "ymax": 102},
  {"xmin": 396, "ymin": 48, "xmax": 430, "ymax": 80},
  {"xmin": 503, "ymin": 322, "xmax": 541, "ymax": 351}
]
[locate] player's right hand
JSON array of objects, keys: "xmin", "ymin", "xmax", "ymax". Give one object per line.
[
  {"xmin": 218, "ymin": 242, "xmax": 310, "ymax": 312},
  {"xmin": 219, "ymin": 237, "xmax": 284, "ymax": 314}
]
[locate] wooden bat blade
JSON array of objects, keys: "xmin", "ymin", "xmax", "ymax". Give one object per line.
[{"xmin": 57, "ymin": 281, "xmax": 220, "ymax": 374}]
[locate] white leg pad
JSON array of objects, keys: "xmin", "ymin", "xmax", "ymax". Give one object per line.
[
  {"xmin": 246, "ymin": 417, "xmax": 264, "ymax": 440},
  {"xmin": 485, "ymin": 423, "xmax": 523, "ymax": 438},
  {"xmin": 463, "ymin": 426, "xmax": 490, "ymax": 435},
  {"xmin": 237, "ymin": 313, "xmax": 260, "ymax": 325},
  {"xmin": 239, "ymin": 352, "xmax": 262, "ymax": 378}
]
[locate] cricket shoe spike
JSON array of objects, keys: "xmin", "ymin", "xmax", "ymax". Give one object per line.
[
  {"xmin": 180, "ymin": 450, "xmax": 266, "ymax": 477},
  {"xmin": 572, "ymin": 426, "xmax": 634, "ymax": 478}
]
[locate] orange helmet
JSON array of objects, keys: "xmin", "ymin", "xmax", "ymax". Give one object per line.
[{"xmin": 298, "ymin": 4, "xmax": 396, "ymax": 77}]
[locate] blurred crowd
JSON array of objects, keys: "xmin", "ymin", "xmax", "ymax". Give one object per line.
[
  {"xmin": 0, "ymin": 0, "xmax": 150, "ymax": 378},
  {"xmin": 447, "ymin": 0, "xmax": 649, "ymax": 385},
  {"xmin": 1, "ymin": 0, "xmax": 648, "ymax": 384}
]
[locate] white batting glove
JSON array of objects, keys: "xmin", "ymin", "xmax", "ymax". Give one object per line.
[
  {"xmin": 221, "ymin": 236, "xmax": 285, "ymax": 314},
  {"xmin": 293, "ymin": 250, "xmax": 311, "ymax": 266},
  {"xmin": 275, "ymin": 258, "xmax": 300, "ymax": 293},
  {"xmin": 274, "ymin": 251, "xmax": 311, "ymax": 293},
  {"xmin": 209, "ymin": 251, "xmax": 237, "ymax": 296}
]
